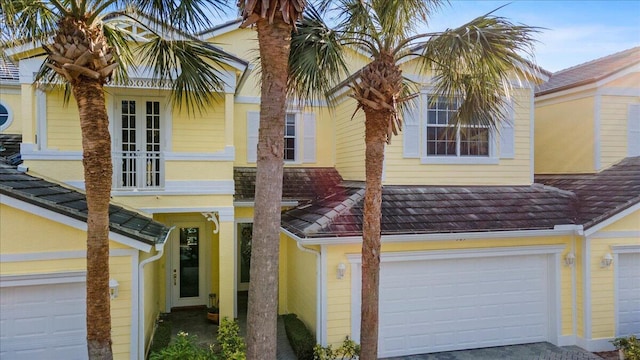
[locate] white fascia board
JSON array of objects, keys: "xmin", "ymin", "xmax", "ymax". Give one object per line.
[
  {"xmin": 233, "ymin": 200, "xmax": 299, "ymax": 208},
  {"xmin": 282, "ymin": 227, "xmax": 579, "ymax": 246},
  {"xmin": 198, "ymin": 18, "xmax": 243, "ymax": 39},
  {"xmin": 1, "ymin": 194, "xmax": 153, "ymax": 252},
  {"xmin": 584, "ymin": 203, "xmax": 640, "ymax": 237}
]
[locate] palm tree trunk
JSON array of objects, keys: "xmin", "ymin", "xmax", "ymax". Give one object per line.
[
  {"xmin": 246, "ymin": 16, "xmax": 292, "ymax": 360},
  {"xmin": 360, "ymin": 109, "xmax": 388, "ymax": 360},
  {"xmin": 72, "ymin": 79, "xmax": 114, "ymax": 359}
]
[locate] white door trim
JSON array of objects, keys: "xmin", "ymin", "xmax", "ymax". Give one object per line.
[
  {"xmin": 348, "ymin": 245, "xmax": 564, "ymax": 354},
  {"xmin": 613, "ymin": 246, "xmax": 640, "ymax": 337},
  {"xmin": 167, "ymin": 221, "xmax": 210, "ymax": 308}
]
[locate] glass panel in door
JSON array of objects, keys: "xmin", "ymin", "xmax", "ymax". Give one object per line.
[
  {"xmin": 179, "ymin": 227, "xmax": 200, "ymax": 298},
  {"xmin": 237, "ymin": 223, "xmax": 252, "ymax": 291}
]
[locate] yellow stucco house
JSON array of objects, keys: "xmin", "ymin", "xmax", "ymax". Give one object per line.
[{"xmin": 1, "ymin": 16, "xmax": 638, "ymax": 359}]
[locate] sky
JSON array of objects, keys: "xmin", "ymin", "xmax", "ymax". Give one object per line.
[{"xmin": 423, "ymin": 0, "xmax": 640, "ymax": 72}]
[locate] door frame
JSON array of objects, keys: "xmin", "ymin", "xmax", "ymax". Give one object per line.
[
  {"xmin": 166, "ymin": 219, "xmax": 211, "ymax": 309},
  {"xmin": 235, "ymin": 218, "xmax": 253, "ymax": 292}
]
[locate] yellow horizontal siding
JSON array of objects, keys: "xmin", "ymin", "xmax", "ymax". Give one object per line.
[
  {"xmin": 283, "ymin": 236, "xmax": 318, "ymax": 335},
  {"xmin": 165, "ymin": 161, "xmax": 233, "ymax": 180},
  {"xmin": 46, "ymin": 90, "xmax": 82, "ymax": 151},
  {"xmin": 535, "ymin": 95, "xmax": 595, "ymax": 174},
  {"xmin": 335, "ymin": 97, "xmax": 366, "ymax": 181},
  {"xmin": 599, "ymin": 95, "xmax": 640, "ymax": 169},
  {"xmin": 172, "ymin": 102, "xmax": 226, "ymax": 153}
]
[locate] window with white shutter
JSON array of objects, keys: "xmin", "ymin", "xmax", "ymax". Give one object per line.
[
  {"xmin": 246, "ymin": 111, "xmax": 317, "ymax": 163},
  {"xmin": 628, "ymin": 104, "xmax": 640, "ymax": 156}
]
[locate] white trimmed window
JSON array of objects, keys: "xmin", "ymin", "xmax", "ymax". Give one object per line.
[
  {"xmin": 113, "ymin": 98, "xmax": 165, "ymax": 189},
  {"xmin": 246, "ymin": 111, "xmax": 316, "ymax": 164},
  {"xmin": 0, "ymin": 101, "xmax": 13, "ymax": 131},
  {"xmin": 403, "ymin": 94, "xmax": 514, "ymax": 164},
  {"xmin": 628, "ymin": 103, "xmax": 640, "ymax": 156}
]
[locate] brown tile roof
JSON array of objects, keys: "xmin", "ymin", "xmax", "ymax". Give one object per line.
[
  {"xmin": 535, "ymin": 47, "xmax": 640, "ymax": 96},
  {"xmin": 536, "ymin": 156, "xmax": 640, "ymax": 229},
  {"xmin": 234, "ymin": 167, "xmax": 343, "ymax": 203},
  {"xmin": 281, "ymin": 183, "xmax": 577, "ymax": 238}
]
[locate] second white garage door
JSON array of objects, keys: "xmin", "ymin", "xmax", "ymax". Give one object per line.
[{"xmin": 352, "ymin": 251, "xmax": 556, "ymax": 358}]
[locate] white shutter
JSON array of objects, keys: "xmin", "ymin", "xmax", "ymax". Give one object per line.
[
  {"xmin": 247, "ymin": 111, "xmax": 259, "ymax": 163},
  {"xmin": 628, "ymin": 104, "xmax": 640, "ymax": 156},
  {"xmin": 303, "ymin": 113, "xmax": 316, "ymax": 163},
  {"xmin": 403, "ymin": 101, "xmax": 420, "ymax": 158},
  {"xmin": 500, "ymin": 104, "xmax": 515, "ymax": 159}
]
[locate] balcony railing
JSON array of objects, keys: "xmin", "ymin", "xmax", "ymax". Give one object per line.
[{"xmin": 113, "ymin": 151, "xmax": 163, "ymax": 190}]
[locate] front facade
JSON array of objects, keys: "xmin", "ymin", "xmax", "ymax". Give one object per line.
[{"xmin": 1, "ymin": 16, "xmax": 638, "ymax": 360}]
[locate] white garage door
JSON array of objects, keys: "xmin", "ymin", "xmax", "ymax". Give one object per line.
[
  {"xmin": 376, "ymin": 254, "xmax": 551, "ymax": 358},
  {"xmin": 618, "ymin": 252, "xmax": 640, "ymax": 336},
  {"xmin": 0, "ymin": 282, "xmax": 87, "ymax": 360}
]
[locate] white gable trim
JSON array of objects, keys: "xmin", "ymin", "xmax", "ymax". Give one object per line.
[
  {"xmin": 0, "ymin": 194, "xmax": 153, "ymax": 252},
  {"xmin": 198, "ymin": 18, "xmax": 243, "ymax": 39},
  {"xmin": 595, "ymin": 63, "xmax": 640, "ymax": 88},
  {"xmin": 584, "ymin": 203, "xmax": 640, "ymax": 237}
]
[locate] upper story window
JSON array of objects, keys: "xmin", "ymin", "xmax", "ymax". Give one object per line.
[
  {"xmin": 0, "ymin": 102, "xmax": 13, "ymax": 131},
  {"xmin": 113, "ymin": 98, "xmax": 164, "ymax": 189},
  {"xmin": 284, "ymin": 113, "xmax": 296, "ymax": 161},
  {"xmin": 426, "ymin": 97, "xmax": 489, "ymax": 157},
  {"xmin": 403, "ymin": 93, "xmax": 514, "ymax": 164},
  {"xmin": 246, "ymin": 111, "xmax": 316, "ymax": 164}
]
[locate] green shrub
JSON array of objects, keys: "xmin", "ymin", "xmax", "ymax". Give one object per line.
[
  {"xmin": 283, "ymin": 313, "xmax": 315, "ymax": 360},
  {"xmin": 148, "ymin": 331, "xmax": 217, "ymax": 360},
  {"xmin": 313, "ymin": 336, "xmax": 360, "ymax": 360},
  {"xmin": 613, "ymin": 335, "xmax": 640, "ymax": 360},
  {"xmin": 217, "ymin": 317, "xmax": 246, "ymax": 360}
]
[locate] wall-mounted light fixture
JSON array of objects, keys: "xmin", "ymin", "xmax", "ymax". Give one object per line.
[
  {"xmin": 564, "ymin": 252, "xmax": 575, "ymax": 267},
  {"xmin": 337, "ymin": 263, "xmax": 346, "ymax": 279},
  {"xmin": 109, "ymin": 279, "xmax": 120, "ymax": 299},
  {"xmin": 601, "ymin": 253, "xmax": 613, "ymax": 268}
]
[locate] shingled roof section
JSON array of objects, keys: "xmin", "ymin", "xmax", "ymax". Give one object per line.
[
  {"xmin": 281, "ymin": 183, "xmax": 577, "ymax": 239},
  {"xmin": 535, "ymin": 47, "xmax": 640, "ymax": 96},
  {"xmin": 0, "ymin": 163, "xmax": 171, "ymax": 247},
  {"xmin": 536, "ymin": 156, "xmax": 640, "ymax": 229},
  {"xmin": 0, "ymin": 57, "xmax": 19, "ymax": 82},
  {"xmin": 0, "ymin": 134, "xmax": 22, "ymax": 165},
  {"xmin": 234, "ymin": 167, "xmax": 343, "ymax": 203}
]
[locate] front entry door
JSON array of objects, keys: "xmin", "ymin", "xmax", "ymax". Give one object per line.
[
  {"xmin": 237, "ymin": 223, "xmax": 253, "ymax": 291},
  {"xmin": 171, "ymin": 224, "xmax": 206, "ymax": 307}
]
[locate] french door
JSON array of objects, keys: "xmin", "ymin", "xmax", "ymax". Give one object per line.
[{"xmin": 114, "ymin": 98, "xmax": 163, "ymax": 189}]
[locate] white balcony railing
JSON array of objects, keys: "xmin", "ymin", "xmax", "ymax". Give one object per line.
[{"xmin": 113, "ymin": 151, "xmax": 163, "ymax": 190}]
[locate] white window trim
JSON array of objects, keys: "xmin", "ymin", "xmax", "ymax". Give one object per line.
[
  {"xmin": 0, "ymin": 100, "xmax": 14, "ymax": 131},
  {"xmin": 417, "ymin": 94, "xmax": 500, "ymax": 164},
  {"xmin": 111, "ymin": 96, "xmax": 168, "ymax": 190}
]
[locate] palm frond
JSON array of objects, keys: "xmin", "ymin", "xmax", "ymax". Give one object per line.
[
  {"xmin": 134, "ymin": 0, "xmax": 228, "ymax": 33},
  {"xmin": 102, "ymin": 20, "xmax": 136, "ymax": 85},
  {"xmin": 288, "ymin": 5, "xmax": 349, "ymax": 107},
  {"xmin": 420, "ymin": 10, "xmax": 540, "ymax": 130},
  {"xmin": 136, "ymin": 34, "xmax": 230, "ymax": 114},
  {"xmin": 1, "ymin": 0, "xmax": 62, "ymax": 46}
]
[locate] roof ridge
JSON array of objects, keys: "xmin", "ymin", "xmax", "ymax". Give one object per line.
[
  {"xmin": 553, "ymin": 46, "xmax": 640, "ymax": 75},
  {"xmin": 303, "ymin": 188, "xmax": 365, "ymax": 236}
]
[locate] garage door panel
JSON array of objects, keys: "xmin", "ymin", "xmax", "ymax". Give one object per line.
[
  {"xmin": 0, "ymin": 282, "xmax": 87, "ymax": 359},
  {"xmin": 618, "ymin": 253, "xmax": 640, "ymax": 337},
  {"xmin": 376, "ymin": 254, "xmax": 551, "ymax": 357}
]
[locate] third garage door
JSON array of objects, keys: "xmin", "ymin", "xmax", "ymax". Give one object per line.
[{"xmin": 377, "ymin": 254, "xmax": 552, "ymax": 358}]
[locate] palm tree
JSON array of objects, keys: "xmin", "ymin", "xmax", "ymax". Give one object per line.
[
  {"xmin": 290, "ymin": 2, "xmax": 539, "ymax": 359},
  {"xmin": 1, "ymin": 1, "xmax": 230, "ymax": 358},
  {"xmin": 236, "ymin": 1, "xmax": 308, "ymax": 358}
]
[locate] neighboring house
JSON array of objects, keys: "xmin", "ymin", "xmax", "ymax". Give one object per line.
[{"xmin": 0, "ymin": 15, "xmax": 638, "ymax": 360}]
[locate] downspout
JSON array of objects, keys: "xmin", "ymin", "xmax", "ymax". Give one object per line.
[
  {"xmin": 296, "ymin": 241, "xmax": 322, "ymax": 344},
  {"xmin": 138, "ymin": 227, "xmax": 173, "ymax": 360}
]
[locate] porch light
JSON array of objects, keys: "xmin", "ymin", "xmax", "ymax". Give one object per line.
[
  {"xmin": 337, "ymin": 263, "xmax": 346, "ymax": 279},
  {"xmin": 109, "ymin": 279, "xmax": 120, "ymax": 299},
  {"xmin": 601, "ymin": 253, "xmax": 613, "ymax": 268},
  {"xmin": 564, "ymin": 252, "xmax": 575, "ymax": 266}
]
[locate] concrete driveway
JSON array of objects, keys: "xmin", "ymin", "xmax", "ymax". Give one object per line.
[{"xmin": 382, "ymin": 342, "xmax": 604, "ymax": 360}]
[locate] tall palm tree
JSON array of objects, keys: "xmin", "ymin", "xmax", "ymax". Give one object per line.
[
  {"xmin": 1, "ymin": 1, "xmax": 230, "ymax": 358},
  {"xmin": 236, "ymin": 1, "xmax": 308, "ymax": 359},
  {"xmin": 290, "ymin": 2, "xmax": 539, "ymax": 358}
]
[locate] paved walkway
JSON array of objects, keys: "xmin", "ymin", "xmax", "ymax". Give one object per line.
[{"xmin": 384, "ymin": 342, "xmax": 604, "ymax": 360}]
